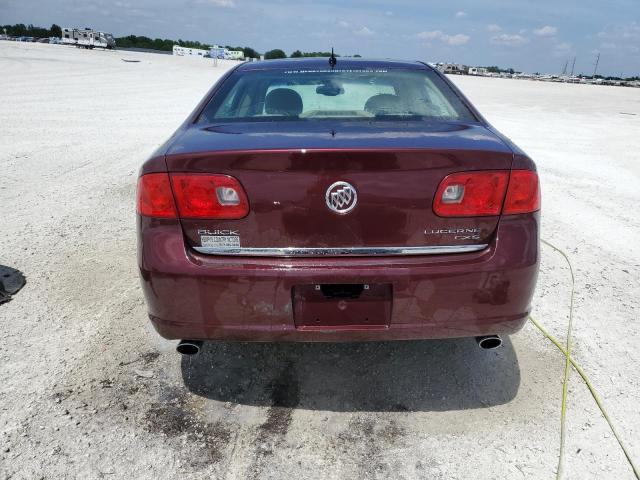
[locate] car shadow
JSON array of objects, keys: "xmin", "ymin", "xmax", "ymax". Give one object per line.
[{"xmin": 181, "ymin": 337, "xmax": 520, "ymax": 412}]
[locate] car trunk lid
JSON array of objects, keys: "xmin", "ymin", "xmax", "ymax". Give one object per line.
[{"xmin": 165, "ymin": 121, "xmax": 513, "ymax": 254}]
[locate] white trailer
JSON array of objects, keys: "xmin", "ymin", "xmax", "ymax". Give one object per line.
[
  {"xmin": 61, "ymin": 28, "xmax": 115, "ymax": 49},
  {"xmin": 173, "ymin": 45, "xmax": 208, "ymax": 57},
  {"xmin": 468, "ymin": 67, "xmax": 488, "ymax": 76},
  {"xmin": 225, "ymin": 50, "xmax": 244, "ymax": 60}
]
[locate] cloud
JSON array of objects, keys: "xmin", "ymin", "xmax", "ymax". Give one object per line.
[
  {"xmin": 446, "ymin": 33, "xmax": 470, "ymax": 45},
  {"xmin": 490, "ymin": 33, "xmax": 528, "ymax": 46},
  {"xmin": 598, "ymin": 21, "xmax": 640, "ymax": 40},
  {"xmin": 553, "ymin": 41, "xmax": 574, "ymax": 57},
  {"xmin": 417, "ymin": 30, "xmax": 442, "ymax": 40},
  {"xmin": 597, "ymin": 41, "xmax": 638, "ymax": 55},
  {"xmin": 487, "ymin": 24, "xmax": 501, "ymax": 32},
  {"xmin": 355, "ymin": 26, "xmax": 374, "ymax": 36},
  {"xmin": 339, "ymin": 21, "xmax": 374, "ymax": 37},
  {"xmin": 207, "ymin": 0, "xmax": 235, "ymax": 6},
  {"xmin": 595, "ymin": 22, "xmax": 640, "ymax": 57},
  {"xmin": 455, "ymin": 11, "xmax": 466, "ymax": 18},
  {"xmin": 533, "ymin": 25, "xmax": 557, "ymax": 36},
  {"xmin": 417, "ymin": 30, "xmax": 470, "ymax": 46}
]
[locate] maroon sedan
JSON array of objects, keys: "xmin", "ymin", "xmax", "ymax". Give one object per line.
[{"xmin": 137, "ymin": 58, "xmax": 540, "ymax": 354}]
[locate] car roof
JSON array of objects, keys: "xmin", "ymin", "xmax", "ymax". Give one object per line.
[{"xmin": 236, "ymin": 57, "xmax": 431, "ymax": 72}]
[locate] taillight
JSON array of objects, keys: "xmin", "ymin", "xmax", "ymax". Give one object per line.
[
  {"xmin": 433, "ymin": 169, "xmax": 540, "ymax": 217},
  {"xmin": 170, "ymin": 174, "xmax": 249, "ymax": 219},
  {"xmin": 503, "ymin": 170, "xmax": 540, "ymax": 214},
  {"xmin": 136, "ymin": 173, "xmax": 177, "ymax": 218},
  {"xmin": 433, "ymin": 171, "xmax": 509, "ymax": 217}
]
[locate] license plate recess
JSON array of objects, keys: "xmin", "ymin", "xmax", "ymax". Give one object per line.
[{"xmin": 293, "ymin": 283, "xmax": 392, "ymax": 330}]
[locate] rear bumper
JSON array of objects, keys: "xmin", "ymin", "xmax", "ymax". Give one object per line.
[{"xmin": 138, "ymin": 214, "xmax": 539, "ymax": 342}]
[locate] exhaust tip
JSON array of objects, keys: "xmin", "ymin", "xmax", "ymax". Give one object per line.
[
  {"xmin": 176, "ymin": 340, "xmax": 203, "ymax": 356},
  {"xmin": 476, "ymin": 335, "xmax": 502, "ymax": 350}
]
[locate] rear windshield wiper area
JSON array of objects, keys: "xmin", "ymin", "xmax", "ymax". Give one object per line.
[{"xmin": 372, "ymin": 113, "xmax": 428, "ymax": 120}]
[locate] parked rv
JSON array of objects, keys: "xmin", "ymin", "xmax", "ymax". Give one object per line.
[
  {"xmin": 172, "ymin": 45, "xmax": 208, "ymax": 57},
  {"xmin": 61, "ymin": 28, "xmax": 115, "ymax": 49},
  {"xmin": 468, "ymin": 67, "xmax": 488, "ymax": 76},
  {"xmin": 225, "ymin": 49, "xmax": 244, "ymax": 60},
  {"xmin": 436, "ymin": 63, "xmax": 468, "ymax": 75}
]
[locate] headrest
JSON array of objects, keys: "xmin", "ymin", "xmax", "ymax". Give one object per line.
[
  {"xmin": 265, "ymin": 88, "xmax": 303, "ymax": 116},
  {"xmin": 364, "ymin": 94, "xmax": 403, "ymax": 115}
]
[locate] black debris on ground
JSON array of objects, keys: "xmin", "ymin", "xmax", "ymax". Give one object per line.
[{"xmin": 0, "ymin": 265, "xmax": 26, "ymax": 305}]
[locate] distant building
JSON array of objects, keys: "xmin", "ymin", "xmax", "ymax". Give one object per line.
[{"xmin": 172, "ymin": 45, "xmax": 208, "ymax": 57}]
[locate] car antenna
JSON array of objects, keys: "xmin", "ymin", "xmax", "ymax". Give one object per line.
[{"xmin": 329, "ymin": 48, "xmax": 337, "ymax": 68}]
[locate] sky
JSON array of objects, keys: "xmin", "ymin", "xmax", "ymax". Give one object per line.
[{"xmin": 1, "ymin": 0, "xmax": 639, "ymax": 76}]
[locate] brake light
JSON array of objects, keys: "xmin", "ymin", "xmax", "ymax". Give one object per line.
[
  {"xmin": 433, "ymin": 169, "xmax": 540, "ymax": 217},
  {"xmin": 170, "ymin": 174, "xmax": 249, "ymax": 219},
  {"xmin": 503, "ymin": 170, "xmax": 540, "ymax": 214},
  {"xmin": 136, "ymin": 173, "xmax": 177, "ymax": 218},
  {"xmin": 433, "ymin": 171, "xmax": 509, "ymax": 217}
]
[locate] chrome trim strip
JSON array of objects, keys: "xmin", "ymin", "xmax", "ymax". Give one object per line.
[{"xmin": 193, "ymin": 244, "xmax": 488, "ymax": 257}]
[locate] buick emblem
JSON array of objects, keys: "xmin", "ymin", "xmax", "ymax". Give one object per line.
[{"xmin": 325, "ymin": 181, "xmax": 357, "ymax": 214}]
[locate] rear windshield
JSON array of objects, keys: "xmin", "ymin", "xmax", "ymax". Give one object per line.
[{"xmin": 197, "ymin": 67, "xmax": 477, "ymax": 123}]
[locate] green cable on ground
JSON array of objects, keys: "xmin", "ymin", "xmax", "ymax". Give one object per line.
[
  {"xmin": 539, "ymin": 238, "xmax": 575, "ymax": 479},
  {"xmin": 533, "ymin": 239, "xmax": 639, "ymax": 479},
  {"xmin": 529, "ymin": 315, "xmax": 640, "ymax": 479}
]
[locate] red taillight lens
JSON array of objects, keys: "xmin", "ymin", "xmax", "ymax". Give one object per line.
[
  {"xmin": 136, "ymin": 173, "xmax": 177, "ymax": 218},
  {"xmin": 503, "ymin": 170, "xmax": 540, "ymax": 214},
  {"xmin": 170, "ymin": 174, "xmax": 249, "ymax": 219},
  {"xmin": 433, "ymin": 171, "xmax": 509, "ymax": 217}
]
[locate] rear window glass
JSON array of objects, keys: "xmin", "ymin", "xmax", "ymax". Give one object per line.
[{"xmin": 197, "ymin": 67, "xmax": 476, "ymax": 123}]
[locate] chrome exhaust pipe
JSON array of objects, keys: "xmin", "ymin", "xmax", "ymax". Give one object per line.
[
  {"xmin": 475, "ymin": 335, "xmax": 502, "ymax": 350},
  {"xmin": 176, "ymin": 340, "xmax": 203, "ymax": 356}
]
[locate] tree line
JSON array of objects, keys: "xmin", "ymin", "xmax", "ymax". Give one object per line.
[
  {"xmin": 2, "ymin": 23, "xmax": 360, "ymax": 59},
  {"xmin": 2, "ymin": 23, "xmax": 62, "ymax": 37},
  {"xmin": 264, "ymin": 49, "xmax": 360, "ymax": 59},
  {"xmin": 114, "ymin": 35, "xmax": 241, "ymax": 54}
]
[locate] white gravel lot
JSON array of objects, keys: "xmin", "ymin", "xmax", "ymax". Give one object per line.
[{"xmin": 1, "ymin": 42, "xmax": 639, "ymax": 480}]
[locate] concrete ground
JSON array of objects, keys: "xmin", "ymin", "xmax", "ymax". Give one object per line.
[{"xmin": 0, "ymin": 42, "xmax": 638, "ymax": 479}]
